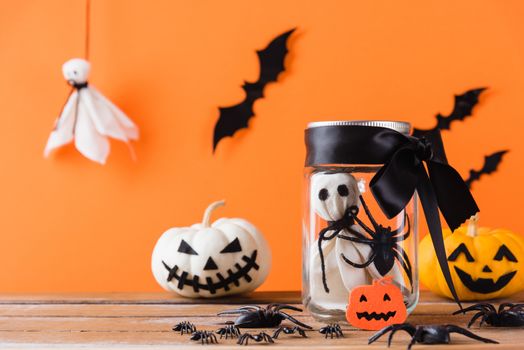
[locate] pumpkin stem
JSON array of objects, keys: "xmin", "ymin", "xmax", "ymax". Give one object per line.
[
  {"xmin": 202, "ymin": 200, "xmax": 226, "ymax": 228},
  {"xmin": 467, "ymin": 213, "xmax": 479, "ymax": 237}
]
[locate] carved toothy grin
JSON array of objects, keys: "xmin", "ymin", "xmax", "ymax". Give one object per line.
[
  {"xmin": 162, "ymin": 250, "xmax": 259, "ymax": 295},
  {"xmin": 356, "ymin": 311, "xmax": 397, "ymax": 321},
  {"xmin": 454, "ymin": 266, "xmax": 517, "ymax": 294}
]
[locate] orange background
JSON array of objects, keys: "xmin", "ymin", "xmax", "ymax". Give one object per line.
[{"xmin": 1, "ymin": 0, "xmax": 523, "ymax": 292}]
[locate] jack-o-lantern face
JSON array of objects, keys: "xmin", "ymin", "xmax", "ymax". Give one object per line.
[
  {"xmin": 151, "ymin": 201, "xmax": 271, "ymax": 298},
  {"xmin": 448, "ymin": 242, "xmax": 518, "ymax": 294},
  {"xmin": 346, "ymin": 277, "xmax": 407, "ymax": 330},
  {"xmin": 419, "ymin": 221, "xmax": 524, "ymax": 301}
]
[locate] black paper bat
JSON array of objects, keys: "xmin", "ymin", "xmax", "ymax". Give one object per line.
[
  {"xmin": 465, "ymin": 150, "xmax": 508, "ymax": 189},
  {"xmin": 413, "ymin": 87, "xmax": 487, "ymax": 135},
  {"xmin": 413, "ymin": 87, "xmax": 487, "ymax": 163},
  {"xmin": 213, "ymin": 28, "xmax": 296, "ymax": 152}
]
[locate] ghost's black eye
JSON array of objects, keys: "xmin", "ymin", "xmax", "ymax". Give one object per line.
[
  {"xmin": 337, "ymin": 184, "xmax": 349, "ymax": 197},
  {"xmin": 177, "ymin": 239, "xmax": 198, "ymax": 255},
  {"xmin": 359, "ymin": 294, "xmax": 367, "ymax": 302},
  {"xmin": 384, "ymin": 293, "xmax": 391, "ymax": 301},
  {"xmin": 73, "ymin": 70, "xmax": 78, "ymax": 75},
  {"xmin": 494, "ymin": 244, "xmax": 518, "ymax": 262},
  {"xmin": 448, "ymin": 243, "xmax": 474, "ymax": 262},
  {"xmin": 220, "ymin": 238, "xmax": 242, "ymax": 253},
  {"xmin": 318, "ymin": 188, "xmax": 329, "ymax": 201}
]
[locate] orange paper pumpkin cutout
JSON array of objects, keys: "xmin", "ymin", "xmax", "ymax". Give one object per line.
[{"xmin": 346, "ymin": 277, "xmax": 407, "ymax": 330}]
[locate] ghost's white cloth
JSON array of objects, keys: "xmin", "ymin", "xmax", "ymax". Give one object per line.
[
  {"xmin": 309, "ymin": 172, "xmax": 407, "ymax": 304},
  {"xmin": 44, "ymin": 58, "xmax": 138, "ymax": 164},
  {"xmin": 309, "ymin": 172, "xmax": 369, "ymax": 304}
]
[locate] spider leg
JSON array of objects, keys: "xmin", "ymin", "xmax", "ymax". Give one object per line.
[
  {"xmin": 357, "ymin": 195, "xmax": 381, "ymax": 231},
  {"xmin": 318, "ymin": 227, "xmax": 343, "ymax": 293},
  {"xmin": 337, "ymin": 234, "xmax": 374, "ymax": 244},
  {"xmin": 466, "ymin": 311, "xmax": 486, "ymax": 328},
  {"xmin": 391, "ymin": 325, "xmax": 416, "ymax": 346},
  {"xmin": 407, "ymin": 328, "xmax": 423, "ymax": 350},
  {"xmin": 499, "ymin": 303, "xmax": 524, "ymax": 313},
  {"xmin": 217, "ymin": 306, "xmax": 258, "ymax": 316},
  {"xmin": 369, "ymin": 324, "xmax": 415, "ymax": 344},
  {"xmin": 392, "ymin": 212, "xmax": 411, "ymax": 241},
  {"xmin": 237, "ymin": 334, "xmax": 248, "ymax": 345},
  {"xmin": 270, "ymin": 304, "xmax": 303, "ymax": 312},
  {"xmin": 350, "ymin": 213, "xmax": 377, "ymax": 238},
  {"xmin": 453, "ymin": 303, "xmax": 493, "ymax": 315},
  {"xmin": 334, "ymin": 324, "xmax": 343, "ymax": 337},
  {"xmin": 272, "ymin": 327, "xmax": 283, "ymax": 339},
  {"xmin": 264, "ymin": 333, "xmax": 275, "ymax": 343},
  {"xmin": 345, "ymin": 225, "xmax": 373, "ymax": 240},
  {"xmin": 340, "ymin": 250, "xmax": 376, "ymax": 268},
  {"xmin": 280, "ymin": 311, "xmax": 313, "ymax": 329},
  {"xmin": 445, "ymin": 325, "xmax": 498, "ymax": 344},
  {"xmin": 392, "ymin": 247, "xmax": 413, "ymax": 287}
]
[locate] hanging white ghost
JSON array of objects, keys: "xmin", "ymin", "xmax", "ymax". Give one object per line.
[
  {"xmin": 310, "ymin": 172, "xmax": 407, "ymax": 304},
  {"xmin": 44, "ymin": 58, "xmax": 138, "ymax": 164},
  {"xmin": 309, "ymin": 172, "xmax": 371, "ymax": 304}
]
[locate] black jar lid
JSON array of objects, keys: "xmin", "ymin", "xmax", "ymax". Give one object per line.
[{"xmin": 305, "ymin": 120, "xmax": 412, "ymax": 166}]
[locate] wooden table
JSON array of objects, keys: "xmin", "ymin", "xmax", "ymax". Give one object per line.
[{"xmin": 0, "ymin": 291, "xmax": 522, "ymax": 349}]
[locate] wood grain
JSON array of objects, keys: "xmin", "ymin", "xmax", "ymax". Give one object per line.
[{"xmin": 0, "ymin": 291, "xmax": 522, "ymax": 349}]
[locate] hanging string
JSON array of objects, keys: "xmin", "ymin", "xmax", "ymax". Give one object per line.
[{"xmin": 84, "ymin": 0, "xmax": 91, "ymax": 60}]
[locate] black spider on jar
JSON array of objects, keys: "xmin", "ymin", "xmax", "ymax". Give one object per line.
[
  {"xmin": 190, "ymin": 330, "xmax": 218, "ymax": 345},
  {"xmin": 172, "ymin": 321, "xmax": 196, "ymax": 335},
  {"xmin": 319, "ymin": 323, "xmax": 343, "ymax": 338},
  {"xmin": 237, "ymin": 332, "xmax": 274, "ymax": 345},
  {"xmin": 453, "ymin": 302, "xmax": 524, "ymax": 327},
  {"xmin": 215, "ymin": 322, "xmax": 242, "ymax": 339},
  {"xmin": 272, "ymin": 326, "xmax": 307, "ymax": 339},
  {"xmin": 340, "ymin": 196, "xmax": 413, "ymax": 288},
  {"xmin": 217, "ymin": 303, "xmax": 312, "ymax": 329},
  {"xmin": 368, "ymin": 323, "xmax": 498, "ymax": 350}
]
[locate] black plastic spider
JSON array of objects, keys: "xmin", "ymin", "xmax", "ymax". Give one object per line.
[
  {"xmin": 368, "ymin": 323, "xmax": 498, "ymax": 350},
  {"xmin": 172, "ymin": 321, "xmax": 196, "ymax": 335},
  {"xmin": 453, "ymin": 302, "xmax": 524, "ymax": 327},
  {"xmin": 215, "ymin": 322, "xmax": 242, "ymax": 339},
  {"xmin": 272, "ymin": 326, "xmax": 307, "ymax": 339},
  {"xmin": 319, "ymin": 323, "xmax": 343, "ymax": 338},
  {"xmin": 340, "ymin": 195, "xmax": 413, "ymax": 287},
  {"xmin": 237, "ymin": 332, "xmax": 274, "ymax": 345},
  {"xmin": 217, "ymin": 303, "xmax": 312, "ymax": 329},
  {"xmin": 190, "ymin": 330, "xmax": 218, "ymax": 345}
]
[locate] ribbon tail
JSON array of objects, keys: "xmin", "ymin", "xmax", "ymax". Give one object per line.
[{"xmin": 416, "ymin": 167, "xmax": 463, "ymax": 311}]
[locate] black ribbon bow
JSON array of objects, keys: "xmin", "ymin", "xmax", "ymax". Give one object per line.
[{"xmin": 305, "ymin": 125, "xmax": 479, "ymax": 309}]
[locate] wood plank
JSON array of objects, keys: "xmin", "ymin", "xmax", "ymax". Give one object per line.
[
  {"xmin": 0, "ymin": 292, "xmax": 522, "ymax": 348},
  {"xmin": 0, "ymin": 326, "xmax": 518, "ymax": 348},
  {"xmin": 0, "ymin": 291, "xmax": 301, "ymax": 305},
  {"xmin": 0, "ymin": 314, "xmax": 503, "ymax": 332}
]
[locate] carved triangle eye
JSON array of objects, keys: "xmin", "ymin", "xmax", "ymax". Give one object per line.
[
  {"xmin": 494, "ymin": 244, "xmax": 518, "ymax": 262},
  {"xmin": 448, "ymin": 243, "xmax": 474, "ymax": 262},
  {"xmin": 177, "ymin": 239, "xmax": 198, "ymax": 255},
  {"xmin": 359, "ymin": 294, "xmax": 367, "ymax": 302},
  {"xmin": 220, "ymin": 238, "xmax": 242, "ymax": 253},
  {"xmin": 383, "ymin": 293, "xmax": 391, "ymax": 301}
]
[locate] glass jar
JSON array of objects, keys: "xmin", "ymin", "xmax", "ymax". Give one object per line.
[{"xmin": 302, "ymin": 120, "xmax": 419, "ymax": 322}]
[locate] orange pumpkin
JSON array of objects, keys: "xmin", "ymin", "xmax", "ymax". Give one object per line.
[{"xmin": 346, "ymin": 277, "xmax": 407, "ymax": 330}]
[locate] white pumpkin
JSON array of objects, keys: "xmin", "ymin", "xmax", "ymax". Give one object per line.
[{"xmin": 151, "ymin": 201, "xmax": 271, "ymax": 298}]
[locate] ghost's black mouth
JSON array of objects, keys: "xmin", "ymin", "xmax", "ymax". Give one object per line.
[
  {"xmin": 454, "ymin": 266, "xmax": 517, "ymax": 294},
  {"xmin": 356, "ymin": 311, "xmax": 396, "ymax": 321},
  {"xmin": 162, "ymin": 250, "xmax": 259, "ymax": 295}
]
